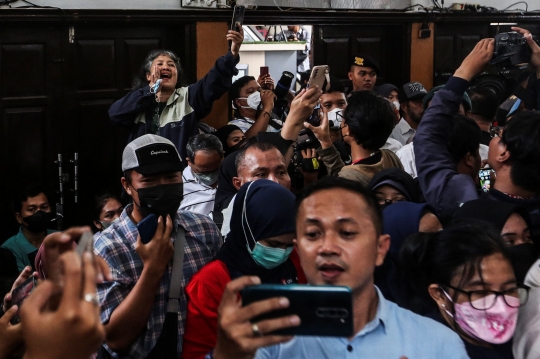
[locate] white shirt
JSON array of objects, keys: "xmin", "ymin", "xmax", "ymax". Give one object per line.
[
  {"xmin": 514, "ymin": 260, "xmax": 540, "ymax": 359},
  {"xmin": 382, "ymin": 137, "xmax": 403, "ymax": 153},
  {"xmin": 397, "ymin": 143, "xmax": 490, "ymax": 179},
  {"xmin": 220, "ymin": 194, "xmax": 236, "ymax": 238},
  {"xmin": 179, "ymin": 166, "xmax": 217, "ymax": 216},
  {"xmin": 228, "ymin": 117, "xmax": 282, "ymax": 133},
  {"xmin": 390, "ymin": 118, "xmax": 416, "ymax": 146}
]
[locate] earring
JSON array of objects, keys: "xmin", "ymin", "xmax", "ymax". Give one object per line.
[{"xmin": 441, "ymin": 304, "xmax": 446, "ymax": 308}]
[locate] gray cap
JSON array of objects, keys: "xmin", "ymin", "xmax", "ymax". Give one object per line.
[{"xmin": 122, "ymin": 134, "xmax": 183, "ymax": 175}]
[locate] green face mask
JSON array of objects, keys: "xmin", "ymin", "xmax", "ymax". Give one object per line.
[
  {"xmin": 242, "ymin": 181, "xmax": 293, "ymax": 270},
  {"xmin": 248, "ymin": 242, "xmax": 293, "ymax": 269}
]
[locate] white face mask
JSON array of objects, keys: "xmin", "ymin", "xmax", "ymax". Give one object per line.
[
  {"xmin": 327, "ymin": 108, "xmax": 344, "ymax": 128},
  {"xmin": 238, "ymin": 91, "xmax": 262, "ymax": 110},
  {"xmin": 392, "ymin": 101, "xmax": 400, "ymax": 110}
]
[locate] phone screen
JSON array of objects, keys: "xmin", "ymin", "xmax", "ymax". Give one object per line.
[
  {"xmin": 10, "ymin": 276, "xmax": 37, "ymax": 324},
  {"xmin": 479, "ymin": 167, "xmax": 493, "ymax": 193}
]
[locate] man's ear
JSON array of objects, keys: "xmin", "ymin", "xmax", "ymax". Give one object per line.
[
  {"xmin": 375, "ymin": 234, "xmax": 391, "ymax": 267},
  {"xmin": 464, "ymin": 151, "xmax": 475, "ymax": 169},
  {"xmin": 15, "ymin": 212, "xmax": 23, "ymax": 225},
  {"xmin": 232, "ymin": 177, "xmax": 242, "ymax": 191},
  {"xmin": 121, "ymin": 177, "xmax": 132, "ymax": 196},
  {"xmin": 347, "ymin": 71, "xmax": 353, "ymax": 81},
  {"xmin": 186, "ymin": 157, "xmax": 193, "ymax": 167}
]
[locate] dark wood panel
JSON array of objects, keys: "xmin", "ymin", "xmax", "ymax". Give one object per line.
[
  {"xmin": 76, "ymin": 39, "xmax": 116, "ymax": 91},
  {"xmin": 1, "ymin": 44, "xmax": 46, "ymax": 98},
  {"xmin": 123, "ymin": 39, "xmax": 162, "ymax": 90},
  {"xmin": 313, "ymin": 25, "xmax": 410, "ymax": 88}
]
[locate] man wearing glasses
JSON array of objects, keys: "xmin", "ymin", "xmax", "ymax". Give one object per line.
[{"xmin": 414, "ymin": 30, "xmax": 540, "ymax": 238}]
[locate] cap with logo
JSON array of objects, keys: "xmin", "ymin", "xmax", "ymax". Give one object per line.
[
  {"xmin": 122, "ymin": 134, "xmax": 183, "ymax": 175},
  {"xmin": 398, "ymin": 82, "xmax": 427, "ymax": 103},
  {"xmin": 350, "ymin": 55, "xmax": 380, "ymax": 74}
]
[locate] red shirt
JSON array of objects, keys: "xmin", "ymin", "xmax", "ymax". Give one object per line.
[{"xmin": 182, "ymin": 250, "xmax": 306, "ymax": 359}]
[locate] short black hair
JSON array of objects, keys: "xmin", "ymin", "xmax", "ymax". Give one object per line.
[
  {"xmin": 186, "ymin": 134, "xmax": 224, "ymax": 163},
  {"xmin": 230, "ymin": 75, "xmax": 256, "ymax": 103},
  {"xmin": 326, "ymin": 76, "xmax": 345, "ymax": 94},
  {"xmin": 470, "ymin": 88, "xmax": 499, "ymax": 121},
  {"xmin": 235, "ymin": 140, "xmax": 281, "ymax": 173},
  {"xmin": 447, "ymin": 115, "xmax": 481, "ymax": 164},
  {"xmin": 502, "ymin": 110, "xmax": 540, "ymax": 193},
  {"xmin": 399, "ymin": 219, "xmax": 509, "ymax": 315},
  {"xmin": 343, "ymin": 91, "xmax": 395, "ymax": 152},
  {"xmin": 12, "ymin": 184, "xmax": 48, "ymax": 213},
  {"xmin": 295, "ymin": 176, "xmax": 383, "ymax": 236}
]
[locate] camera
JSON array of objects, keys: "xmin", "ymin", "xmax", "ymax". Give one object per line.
[{"xmin": 490, "ymin": 32, "xmax": 532, "ymax": 74}]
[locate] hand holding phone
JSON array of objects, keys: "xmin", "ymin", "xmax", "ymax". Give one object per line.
[
  {"xmin": 242, "ymin": 284, "xmax": 353, "ymax": 336},
  {"xmin": 308, "ymin": 65, "xmax": 330, "ymax": 92},
  {"xmin": 10, "ymin": 276, "xmax": 38, "ymax": 324},
  {"xmin": 137, "ymin": 214, "xmax": 158, "ymax": 244}
]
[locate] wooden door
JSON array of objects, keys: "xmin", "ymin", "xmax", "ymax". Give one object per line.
[
  {"xmin": 312, "ymin": 24, "xmax": 410, "ymax": 89},
  {"xmin": 0, "ymin": 25, "xmax": 64, "ymax": 239}
]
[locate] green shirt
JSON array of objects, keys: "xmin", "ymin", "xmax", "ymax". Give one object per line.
[{"xmin": 1, "ymin": 227, "xmax": 57, "ymax": 272}]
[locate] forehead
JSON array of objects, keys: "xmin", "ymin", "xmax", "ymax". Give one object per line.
[
  {"xmin": 133, "ymin": 170, "xmax": 182, "ymax": 181},
  {"xmin": 240, "ymin": 148, "xmax": 284, "ymax": 172},
  {"xmin": 297, "ymin": 188, "xmax": 376, "ymax": 229},
  {"xmin": 459, "ymin": 252, "xmax": 515, "ymax": 286},
  {"xmin": 228, "ymin": 130, "xmax": 245, "ymax": 139},
  {"xmin": 351, "ymin": 65, "xmax": 376, "ymax": 73},
  {"xmin": 102, "ymin": 198, "xmax": 122, "ymax": 211},
  {"xmin": 21, "ymin": 193, "xmax": 48, "ymax": 208},
  {"xmin": 240, "ymin": 80, "xmax": 260, "ymax": 94},
  {"xmin": 320, "ymin": 92, "xmax": 346, "ymax": 103},
  {"xmin": 152, "ymin": 55, "xmax": 174, "ymax": 63}
]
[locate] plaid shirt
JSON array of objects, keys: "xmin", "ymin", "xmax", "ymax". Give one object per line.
[{"xmin": 95, "ymin": 204, "xmax": 222, "ymax": 358}]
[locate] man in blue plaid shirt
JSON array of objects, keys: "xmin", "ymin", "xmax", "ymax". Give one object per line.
[{"xmin": 95, "ymin": 134, "xmax": 222, "ymax": 359}]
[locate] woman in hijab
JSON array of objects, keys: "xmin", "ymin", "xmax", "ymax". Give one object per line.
[
  {"xmin": 375, "ymin": 201, "xmax": 441, "ymax": 306},
  {"xmin": 453, "ymin": 197, "xmax": 536, "ymax": 282},
  {"xmin": 214, "ymin": 124, "xmax": 246, "ymax": 157},
  {"xmin": 182, "ymin": 179, "xmax": 306, "ymax": 359},
  {"xmin": 368, "ymin": 167, "xmax": 421, "ymax": 209}
]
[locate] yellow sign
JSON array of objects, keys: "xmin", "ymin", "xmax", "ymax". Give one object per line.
[{"xmin": 354, "ymin": 57, "xmax": 364, "ymax": 66}]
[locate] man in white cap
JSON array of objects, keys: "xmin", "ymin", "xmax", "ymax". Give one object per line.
[{"xmin": 94, "ymin": 134, "xmax": 222, "ymax": 359}]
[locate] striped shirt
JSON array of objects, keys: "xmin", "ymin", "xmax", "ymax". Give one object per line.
[{"xmin": 95, "ymin": 204, "xmax": 222, "ymax": 358}]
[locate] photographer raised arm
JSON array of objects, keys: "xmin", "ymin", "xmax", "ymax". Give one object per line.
[
  {"xmin": 512, "ymin": 26, "xmax": 540, "ymax": 109},
  {"xmin": 414, "ymin": 38, "xmax": 494, "ymax": 221}
]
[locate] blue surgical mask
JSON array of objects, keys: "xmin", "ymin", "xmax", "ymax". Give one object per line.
[
  {"xmin": 248, "ymin": 242, "xmax": 293, "ymax": 269},
  {"xmin": 242, "ymin": 181, "xmax": 294, "ymax": 269},
  {"xmin": 193, "ymin": 170, "xmax": 219, "ymax": 186}
]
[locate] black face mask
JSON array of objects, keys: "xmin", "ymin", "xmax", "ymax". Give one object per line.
[
  {"xmin": 508, "ymin": 242, "xmax": 539, "ymax": 283},
  {"xmin": 23, "ymin": 211, "xmax": 53, "ymax": 233},
  {"xmin": 133, "ymin": 183, "xmax": 184, "ymax": 220}
]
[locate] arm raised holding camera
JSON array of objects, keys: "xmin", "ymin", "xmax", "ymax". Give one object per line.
[{"xmin": 414, "ymin": 38, "xmax": 494, "ymax": 221}]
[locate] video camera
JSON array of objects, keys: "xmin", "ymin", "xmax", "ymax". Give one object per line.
[{"xmin": 490, "ymin": 31, "xmax": 532, "ymax": 75}]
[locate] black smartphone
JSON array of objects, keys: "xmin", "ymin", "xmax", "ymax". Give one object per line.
[
  {"xmin": 230, "ymin": 5, "xmax": 245, "ymax": 31},
  {"xmin": 479, "ymin": 167, "xmax": 493, "ymax": 193},
  {"xmin": 260, "ymin": 66, "xmax": 269, "ymax": 76},
  {"xmin": 10, "ymin": 276, "xmax": 38, "ymax": 324},
  {"xmin": 241, "ymin": 284, "xmax": 353, "ymax": 337},
  {"xmin": 137, "ymin": 214, "xmax": 158, "ymax": 244}
]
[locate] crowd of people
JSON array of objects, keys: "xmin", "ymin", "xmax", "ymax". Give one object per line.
[{"xmin": 1, "ymin": 24, "xmax": 540, "ymax": 359}]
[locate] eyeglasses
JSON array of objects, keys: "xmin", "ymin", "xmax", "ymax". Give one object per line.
[
  {"xmin": 489, "ymin": 125, "xmax": 504, "ymax": 139},
  {"xmin": 444, "ymin": 284, "xmax": 530, "ymax": 310}
]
